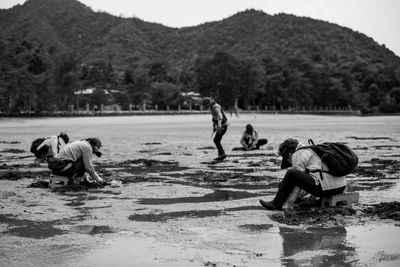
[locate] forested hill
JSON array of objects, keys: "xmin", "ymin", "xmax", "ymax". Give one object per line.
[{"xmin": 1, "ymin": 0, "xmax": 400, "ymax": 114}]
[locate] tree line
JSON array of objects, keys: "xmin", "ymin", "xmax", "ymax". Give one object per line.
[{"xmin": 1, "ymin": 39, "xmax": 400, "ymax": 114}]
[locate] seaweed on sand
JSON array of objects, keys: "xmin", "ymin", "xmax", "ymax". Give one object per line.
[
  {"xmin": 270, "ymin": 197, "xmax": 356, "ymax": 226},
  {"xmin": 363, "ymin": 202, "xmax": 400, "ymax": 221}
]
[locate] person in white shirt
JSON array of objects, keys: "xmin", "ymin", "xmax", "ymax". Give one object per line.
[
  {"xmin": 33, "ymin": 133, "xmax": 69, "ymax": 163},
  {"xmin": 259, "ymin": 138, "xmax": 346, "ymax": 210},
  {"xmin": 240, "ymin": 124, "xmax": 268, "ymax": 150},
  {"xmin": 48, "ymin": 137, "xmax": 104, "ymax": 184}
]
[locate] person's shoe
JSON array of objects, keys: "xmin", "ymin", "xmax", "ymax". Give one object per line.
[
  {"xmin": 259, "ymin": 199, "xmax": 282, "ymax": 210},
  {"xmin": 215, "ymin": 154, "xmax": 226, "ymax": 161}
]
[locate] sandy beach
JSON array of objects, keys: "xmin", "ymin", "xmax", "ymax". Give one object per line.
[{"xmin": 1, "ymin": 114, "xmax": 400, "ymax": 266}]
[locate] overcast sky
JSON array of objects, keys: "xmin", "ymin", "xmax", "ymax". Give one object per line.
[{"xmin": 1, "ymin": 0, "xmax": 399, "ymax": 56}]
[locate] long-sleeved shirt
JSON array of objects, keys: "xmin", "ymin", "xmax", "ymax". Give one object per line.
[
  {"xmin": 56, "ymin": 140, "xmax": 102, "ymax": 182},
  {"xmin": 36, "ymin": 135, "xmax": 67, "ymax": 157},
  {"xmin": 291, "ymin": 143, "xmax": 346, "ymax": 191}
]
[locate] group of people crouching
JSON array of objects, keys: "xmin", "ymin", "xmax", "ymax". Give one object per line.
[
  {"xmin": 31, "ymin": 97, "xmax": 348, "ymax": 210},
  {"xmin": 31, "ymin": 134, "xmax": 104, "ymax": 185}
]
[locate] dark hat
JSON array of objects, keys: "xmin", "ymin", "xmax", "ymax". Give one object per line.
[
  {"xmin": 278, "ymin": 138, "xmax": 298, "ymax": 169},
  {"xmin": 202, "ymin": 97, "xmax": 214, "ymax": 107},
  {"xmin": 87, "ymin": 137, "xmax": 102, "ymax": 157}
]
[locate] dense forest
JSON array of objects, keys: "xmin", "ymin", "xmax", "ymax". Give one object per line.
[{"xmin": 1, "ymin": 0, "xmax": 400, "ymax": 114}]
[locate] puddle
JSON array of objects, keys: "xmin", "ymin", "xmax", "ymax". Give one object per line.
[
  {"xmin": 137, "ymin": 189, "xmax": 263, "ymax": 205},
  {"xmin": 346, "ymin": 136, "xmax": 393, "ymax": 140},
  {"xmin": 0, "ymin": 214, "xmax": 67, "ymax": 239},
  {"xmin": 119, "ymin": 175, "xmax": 167, "ymax": 184},
  {"xmin": 0, "ymin": 170, "xmax": 50, "ymax": 180},
  {"xmin": 373, "ymin": 145, "xmax": 400, "ymax": 149},
  {"xmin": 117, "ymin": 165, "xmax": 189, "ymax": 175},
  {"xmin": 64, "ymin": 195, "xmax": 105, "ymax": 207},
  {"xmin": 128, "ymin": 205, "xmax": 263, "ymax": 222},
  {"xmin": 1, "ymin": 148, "xmax": 25, "ymax": 153},
  {"xmin": 0, "ymin": 141, "xmax": 20, "ymax": 144},
  {"xmin": 280, "ymin": 226, "xmax": 353, "ymax": 266},
  {"xmin": 197, "ymin": 146, "xmax": 215, "ymax": 150},
  {"xmin": 72, "ymin": 225, "xmax": 114, "ymax": 235},
  {"xmin": 238, "ymin": 224, "xmax": 274, "ymax": 232},
  {"xmin": 346, "ymin": 224, "xmax": 400, "ymax": 266}
]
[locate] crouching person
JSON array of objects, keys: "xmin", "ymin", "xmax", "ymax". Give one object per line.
[
  {"xmin": 259, "ymin": 138, "xmax": 346, "ymax": 210},
  {"xmin": 47, "ymin": 137, "xmax": 104, "ymax": 185}
]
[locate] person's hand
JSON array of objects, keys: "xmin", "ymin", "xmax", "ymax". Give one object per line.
[{"xmin": 96, "ymin": 177, "xmax": 104, "ymax": 183}]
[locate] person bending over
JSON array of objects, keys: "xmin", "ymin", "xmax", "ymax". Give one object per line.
[
  {"xmin": 259, "ymin": 138, "xmax": 346, "ymax": 210},
  {"xmin": 48, "ymin": 137, "xmax": 104, "ymax": 184},
  {"xmin": 31, "ymin": 132, "xmax": 70, "ymax": 163}
]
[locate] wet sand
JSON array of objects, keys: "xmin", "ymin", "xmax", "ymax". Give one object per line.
[{"xmin": 1, "ymin": 114, "xmax": 400, "ymax": 266}]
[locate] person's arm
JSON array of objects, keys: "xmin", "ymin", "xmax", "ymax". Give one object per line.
[
  {"xmin": 290, "ymin": 149, "xmax": 309, "ymax": 172},
  {"xmin": 250, "ymin": 130, "xmax": 259, "ymax": 149},
  {"xmin": 36, "ymin": 139, "xmax": 47, "ymax": 151},
  {"xmin": 213, "ymin": 106, "xmax": 223, "ymax": 132},
  {"xmin": 240, "ymin": 132, "xmax": 247, "ymax": 148},
  {"xmin": 82, "ymin": 146, "xmax": 103, "ymax": 183},
  {"xmin": 49, "ymin": 138, "xmax": 58, "ymax": 156}
]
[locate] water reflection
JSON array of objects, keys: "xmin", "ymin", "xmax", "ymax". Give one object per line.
[
  {"xmin": 280, "ymin": 226, "xmax": 356, "ymax": 266},
  {"xmin": 137, "ymin": 189, "xmax": 263, "ymax": 205}
]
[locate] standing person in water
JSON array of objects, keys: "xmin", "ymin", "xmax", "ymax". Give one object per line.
[
  {"xmin": 240, "ymin": 124, "xmax": 268, "ymax": 150},
  {"xmin": 202, "ymin": 97, "xmax": 228, "ymax": 160}
]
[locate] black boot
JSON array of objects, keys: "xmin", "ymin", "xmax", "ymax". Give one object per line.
[
  {"xmin": 215, "ymin": 151, "xmax": 226, "ymax": 161},
  {"xmin": 259, "ymin": 199, "xmax": 282, "ymax": 211}
]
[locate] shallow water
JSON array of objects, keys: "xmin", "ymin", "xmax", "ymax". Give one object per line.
[{"xmin": 1, "ymin": 114, "xmax": 400, "ymax": 266}]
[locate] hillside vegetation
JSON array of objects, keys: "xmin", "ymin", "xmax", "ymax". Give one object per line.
[{"xmin": 1, "ymin": 0, "xmax": 400, "ymax": 114}]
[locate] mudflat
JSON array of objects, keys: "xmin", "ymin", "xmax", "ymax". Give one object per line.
[{"xmin": 1, "ymin": 114, "xmax": 400, "ymax": 266}]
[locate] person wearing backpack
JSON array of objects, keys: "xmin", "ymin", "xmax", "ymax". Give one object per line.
[
  {"xmin": 202, "ymin": 97, "xmax": 228, "ymax": 160},
  {"xmin": 31, "ymin": 133, "xmax": 70, "ymax": 163},
  {"xmin": 259, "ymin": 138, "xmax": 353, "ymax": 210}
]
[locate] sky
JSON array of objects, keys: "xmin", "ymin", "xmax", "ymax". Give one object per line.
[{"xmin": 1, "ymin": 0, "xmax": 399, "ymax": 56}]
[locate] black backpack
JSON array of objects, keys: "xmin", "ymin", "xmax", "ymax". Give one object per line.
[
  {"xmin": 298, "ymin": 139, "xmax": 358, "ymax": 176},
  {"xmin": 30, "ymin": 137, "xmax": 46, "ymax": 158}
]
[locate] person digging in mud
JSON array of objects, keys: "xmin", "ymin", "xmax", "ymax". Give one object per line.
[
  {"xmin": 240, "ymin": 124, "xmax": 268, "ymax": 150},
  {"xmin": 202, "ymin": 97, "xmax": 228, "ymax": 161},
  {"xmin": 31, "ymin": 132, "xmax": 70, "ymax": 163},
  {"xmin": 47, "ymin": 137, "xmax": 104, "ymax": 184},
  {"xmin": 259, "ymin": 138, "xmax": 347, "ymax": 210}
]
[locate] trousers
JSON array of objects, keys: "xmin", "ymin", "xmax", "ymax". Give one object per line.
[
  {"xmin": 56, "ymin": 158, "xmax": 86, "ymax": 178},
  {"xmin": 213, "ymin": 125, "xmax": 228, "ymax": 156},
  {"xmin": 273, "ymin": 169, "xmax": 346, "ymax": 208}
]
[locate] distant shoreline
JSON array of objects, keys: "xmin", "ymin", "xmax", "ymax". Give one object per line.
[{"xmin": 0, "ymin": 109, "xmax": 373, "ymax": 118}]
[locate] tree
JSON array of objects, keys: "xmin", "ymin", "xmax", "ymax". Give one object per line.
[
  {"xmin": 52, "ymin": 53, "xmax": 82, "ymax": 110},
  {"xmin": 195, "ymin": 52, "xmax": 242, "ymax": 108}
]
